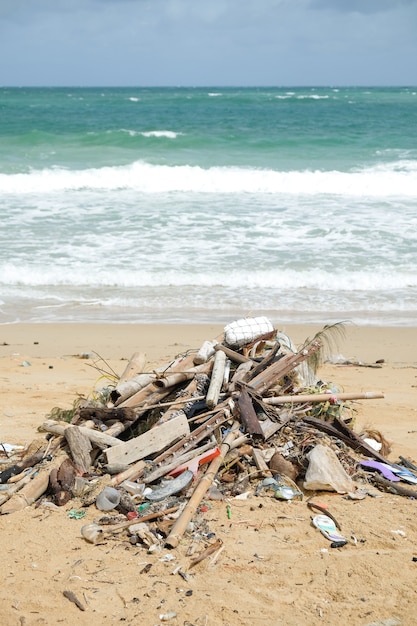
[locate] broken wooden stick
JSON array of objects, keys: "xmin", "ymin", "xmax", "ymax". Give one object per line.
[{"xmin": 165, "ymin": 422, "xmax": 240, "ymax": 548}]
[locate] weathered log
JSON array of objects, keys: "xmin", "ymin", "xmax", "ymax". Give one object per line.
[
  {"xmin": 0, "ymin": 454, "xmax": 66, "ymax": 514},
  {"xmin": 118, "ymin": 352, "xmax": 147, "ymax": 386},
  {"xmin": 78, "ymin": 407, "xmax": 138, "ymax": 423},
  {"xmin": 41, "ymin": 420, "xmax": 121, "ymax": 449},
  {"xmin": 0, "ymin": 470, "xmax": 36, "ymax": 506},
  {"xmin": 110, "ymin": 353, "xmax": 195, "ymax": 406},
  {"xmin": 238, "ymin": 387, "xmax": 264, "ymax": 439},
  {"xmin": 64, "ymin": 426, "xmax": 92, "ymax": 474},
  {"xmin": 104, "ymin": 413, "xmax": 190, "ymax": 466},
  {"xmin": 165, "ymin": 422, "xmax": 240, "ymax": 548},
  {"xmin": 263, "ymin": 391, "xmax": 384, "ymax": 405},
  {"xmin": 117, "ymin": 382, "xmax": 170, "ymax": 410},
  {"xmin": 206, "ymin": 350, "xmax": 226, "ymax": 409}
]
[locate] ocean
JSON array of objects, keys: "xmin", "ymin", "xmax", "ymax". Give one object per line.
[{"xmin": 0, "ymin": 86, "xmax": 416, "ymax": 326}]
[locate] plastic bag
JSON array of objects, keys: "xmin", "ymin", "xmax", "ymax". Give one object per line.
[
  {"xmin": 224, "ymin": 316, "xmax": 274, "ymax": 349},
  {"xmin": 303, "ymin": 444, "xmax": 355, "ymax": 494}
]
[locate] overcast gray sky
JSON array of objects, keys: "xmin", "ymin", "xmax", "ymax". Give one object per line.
[{"xmin": 1, "ymin": 0, "xmax": 416, "ymax": 87}]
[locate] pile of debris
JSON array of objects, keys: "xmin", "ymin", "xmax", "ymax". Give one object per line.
[{"xmin": 1, "ymin": 316, "xmax": 417, "ymax": 553}]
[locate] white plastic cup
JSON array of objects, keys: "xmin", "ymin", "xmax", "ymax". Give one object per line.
[{"xmin": 95, "ymin": 486, "xmax": 121, "ymax": 511}]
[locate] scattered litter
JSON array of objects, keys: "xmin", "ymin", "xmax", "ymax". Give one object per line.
[{"xmin": 1, "ymin": 317, "xmax": 414, "ymax": 569}]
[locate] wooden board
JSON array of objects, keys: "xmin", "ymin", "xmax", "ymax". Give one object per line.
[{"xmin": 104, "ymin": 413, "xmax": 190, "ymax": 466}]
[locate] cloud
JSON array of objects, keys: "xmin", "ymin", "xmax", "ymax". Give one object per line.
[
  {"xmin": 0, "ymin": 0, "xmax": 416, "ymax": 85},
  {"xmin": 309, "ymin": 0, "xmax": 417, "ymax": 14}
]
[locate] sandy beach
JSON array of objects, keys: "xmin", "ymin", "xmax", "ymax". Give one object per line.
[{"xmin": 1, "ymin": 322, "xmax": 417, "ymax": 625}]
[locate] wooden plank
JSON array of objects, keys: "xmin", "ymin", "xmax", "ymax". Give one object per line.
[{"xmin": 104, "ymin": 413, "xmax": 190, "ymax": 466}]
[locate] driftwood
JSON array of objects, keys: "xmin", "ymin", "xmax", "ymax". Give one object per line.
[
  {"xmin": 0, "ymin": 470, "xmax": 37, "ymax": 507},
  {"xmin": 252, "ymin": 448, "xmax": 271, "ymax": 475},
  {"xmin": 228, "ymin": 360, "xmax": 254, "ymax": 392},
  {"xmin": 78, "ymin": 406, "xmax": 138, "ymax": 423},
  {"xmin": 111, "ymin": 353, "xmax": 196, "ymax": 407},
  {"xmin": 0, "ymin": 454, "xmax": 66, "ymax": 514},
  {"xmin": 118, "ymin": 352, "xmax": 147, "ymax": 386},
  {"xmin": 373, "ymin": 474, "xmax": 417, "ymax": 497},
  {"xmin": 64, "ymin": 425, "xmax": 92, "ymax": 474},
  {"xmin": 41, "ymin": 420, "xmax": 121, "ymax": 449},
  {"xmin": 111, "ymin": 459, "xmax": 146, "ymax": 486}
]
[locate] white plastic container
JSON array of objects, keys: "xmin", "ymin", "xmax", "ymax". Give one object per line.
[
  {"xmin": 95, "ymin": 486, "xmax": 121, "ymax": 511},
  {"xmin": 224, "ymin": 316, "xmax": 274, "ymax": 349}
]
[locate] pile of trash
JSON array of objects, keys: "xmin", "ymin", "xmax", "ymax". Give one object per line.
[{"xmin": 1, "ymin": 316, "xmax": 417, "ymax": 556}]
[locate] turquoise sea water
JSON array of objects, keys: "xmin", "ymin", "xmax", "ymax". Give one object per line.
[{"xmin": 0, "ymin": 86, "xmax": 416, "ymax": 325}]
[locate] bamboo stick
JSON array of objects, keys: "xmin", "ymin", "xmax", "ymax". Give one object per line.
[
  {"xmin": 153, "ymin": 371, "xmax": 196, "ymax": 389},
  {"xmin": 165, "ymin": 422, "xmax": 240, "ymax": 548},
  {"xmin": 112, "ymin": 353, "xmax": 196, "ymax": 406},
  {"xmin": 154, "ymin": 363, "xmax": 211, "ymax": 390},
  {"xmin": 263, "ymin": 391, "xmax": 384, "ymax": 405},
  {"xmin": 111, "ymin": 374, "xmax": 157, "ymax": 406},
  {"xmin": 142, "ymin": 441, "xmax": 215, "ymax": 484}
]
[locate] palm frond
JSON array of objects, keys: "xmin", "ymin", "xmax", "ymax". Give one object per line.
[{"xmin": 299, "ymin": 321, "xmax": 351, "ymax": 374}]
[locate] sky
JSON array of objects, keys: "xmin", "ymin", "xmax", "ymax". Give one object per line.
[{"xmin": 1, "ymin": 0, "xmax": 416, "ymax": 87}]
